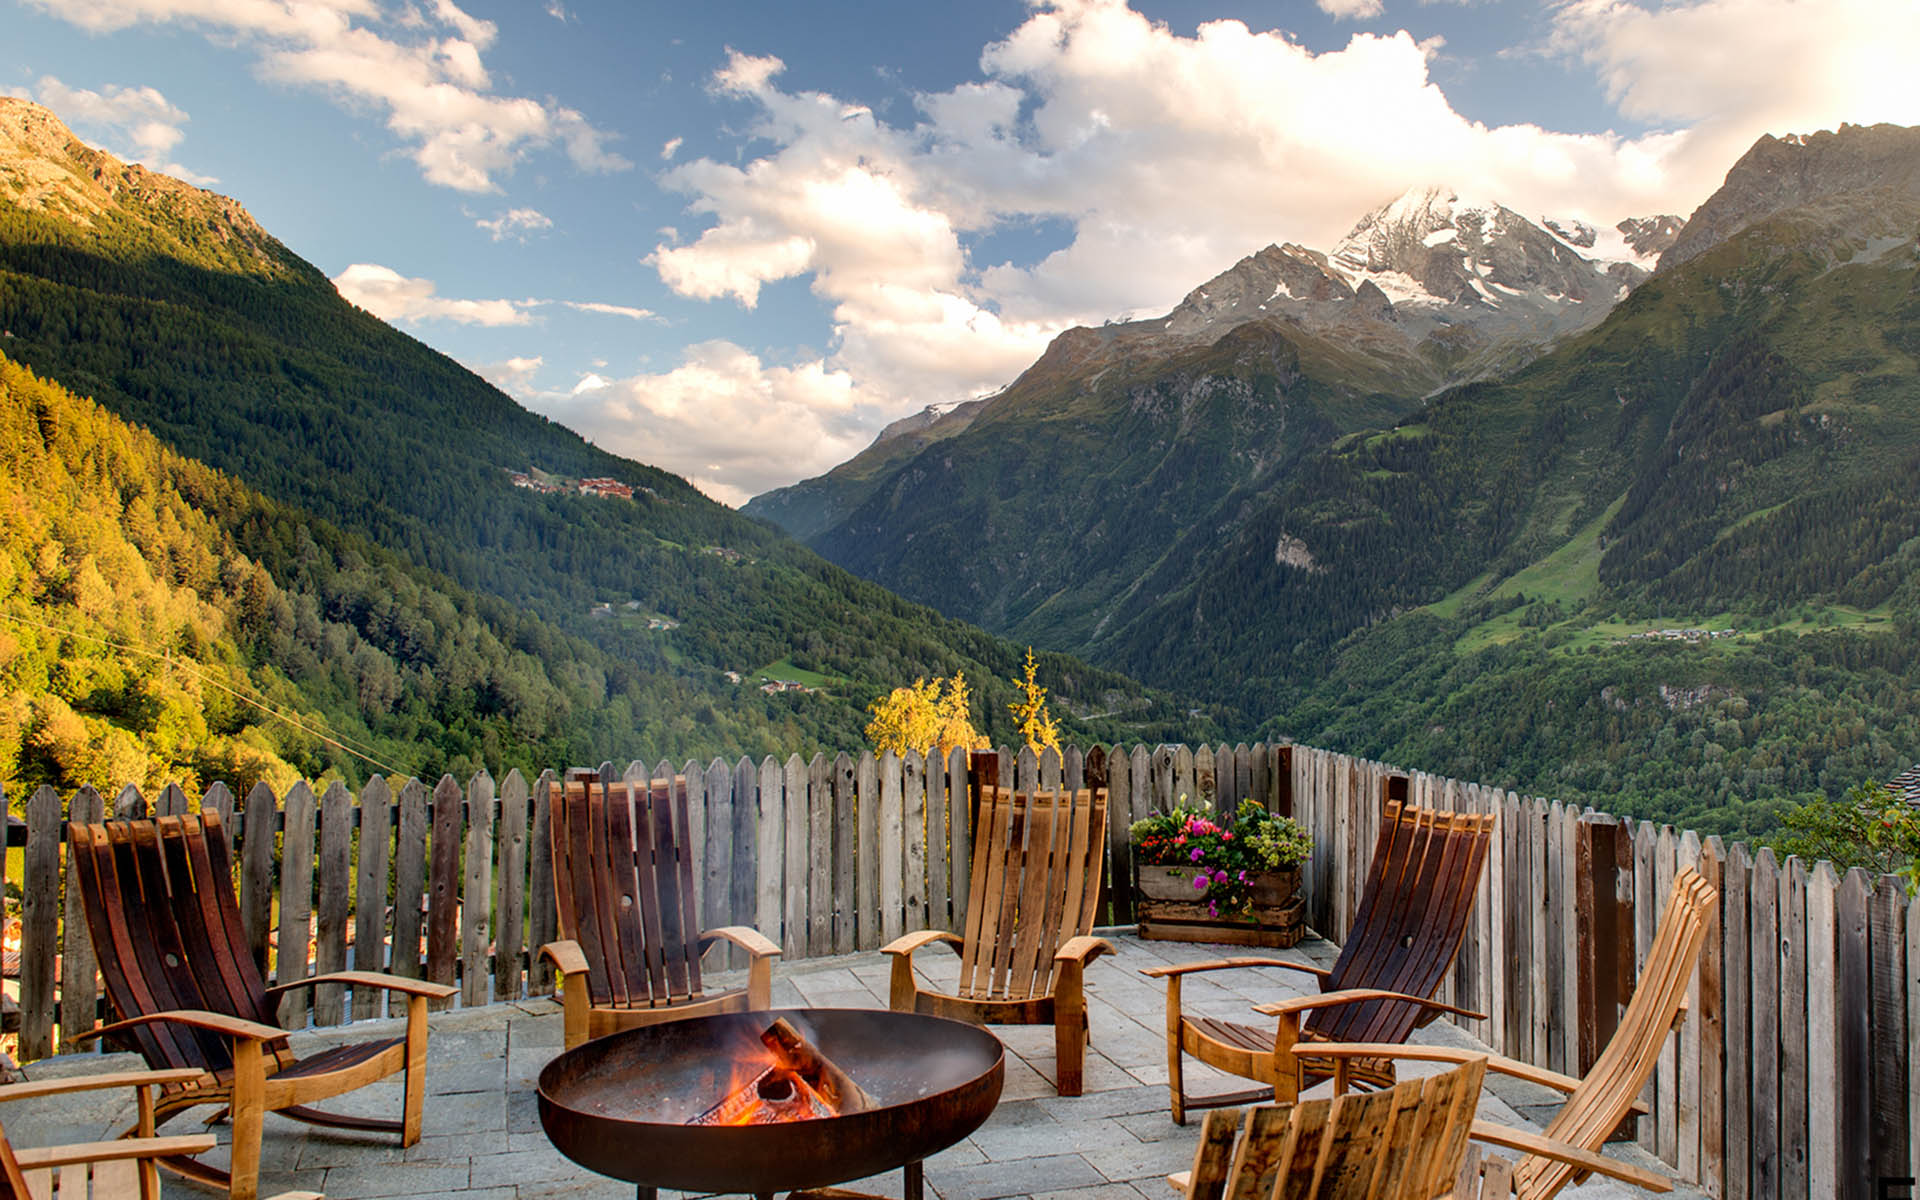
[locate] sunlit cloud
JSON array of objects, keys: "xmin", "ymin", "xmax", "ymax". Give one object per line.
[
  {"xmin": 24, "ymin": 0, "xmax": 630, "ymax": 192},
  {"xmin": 475, "ymin": 207, "xmax": 553, "ymax": 242}
]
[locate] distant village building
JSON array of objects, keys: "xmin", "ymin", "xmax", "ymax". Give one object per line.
[
  {"xmin": 578, "ymin": 477, "xmax": 633, "ymax": 498},
  {"xmin": 1890, "ymin": 764, "xmax": 1920, "ymax": 806},
  {"xmin": 760, "ymin": 679, "xmax": 812, "ymax": 694},
  {"xmin": 724, "ymin": 671, "xmax": 742, "ymax": 684}
]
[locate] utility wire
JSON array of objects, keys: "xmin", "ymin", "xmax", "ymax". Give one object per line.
[{"xmin": 0, "ymin": 609, "xmax": 408, "ymax": 778}]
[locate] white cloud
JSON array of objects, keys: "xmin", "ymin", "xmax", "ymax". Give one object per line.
[
  {"xmin": 660, "ymin": 135, "xmax": 682, "ymax": 160},
  {"xmin": 562, "ymin": 300, "xmax": 658, "ymax": 321},
  {"xmin": 1318, "ymin": 0, "xmax": 1385, "ymax": 19},
  {"xmin": 27, "ymin": 76, "xmax": 217, "ymax": 184},
  {"xmin": 544, "ymin": 0, "xmax": 569, "ymax": 21},
  {"xmin": 333, "ymin": 263, "xmax": 659, "ymax": 331},
  {"xmin": 1548, "ymin": 0, "xmax": 1920, "ymax": 182},
  {"xmin": 533, "ymin": 341, "xmax": 884, "ymax": 506},
  {"xmin": 333, "ymin": 262, "xmax": 528, "ymax": 325},
  {"xmin": 475, "ymin": 207, "xmax": 553, "ymax": 241},
  {"xmin": 476, "ymin": 354, "xmax": 543, "ymax": 393},
  {"xmin": 24, "ymin": 0, "xmax": 630, "ymax": 192}
]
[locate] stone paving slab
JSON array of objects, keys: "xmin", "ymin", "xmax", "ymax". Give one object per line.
[{"xmin": 1, "ymin": 932, "xmax": 1704, "ymax": 1200}]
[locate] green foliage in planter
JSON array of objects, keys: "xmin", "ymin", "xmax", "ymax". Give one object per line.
[{"xmin": 1130, "ymin": 798, "xmax": 1313, "ymax": 917}]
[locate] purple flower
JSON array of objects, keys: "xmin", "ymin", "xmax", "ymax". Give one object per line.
[
  {"xmin": 1213, "ymin": 869, "xmax": 1228, "ymax": 883},
  {"xmin": 1189, "ymin": 847, "xmax": 1205, "ymax": 863},
  {"xmin": 1237, "ymin": 870, "xmax": 1248, "ymax": 882},
  {"xmin": 1192, "ymin": 874, "xmax": 1210, "ymax": 891},
  {"xmin": 1207, "ymin": 902, "xmax": 1219, "ymax": 917}
]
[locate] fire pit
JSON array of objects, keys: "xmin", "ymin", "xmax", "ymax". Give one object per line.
[{"xmin": 538, "ymin": 1008, "xmax": 1005, "ymax": 1200}]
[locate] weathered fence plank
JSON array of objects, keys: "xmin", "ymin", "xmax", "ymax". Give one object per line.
[
  {"xmin": 856, "ymin": 751, "xmax": 879, "ymax": 949},
  {"xmin": 1835, "ymin": 868, "xmax": 1872, "ymax": 1200},
  {"xmin": 275, "ymin": 781, "xmax": 318, "ymax": 1028},
  {"xmin": 756, "ymin": 755, "xmax": 784, "ymax": 949},
  {"xmin": 704, "ymin": 757, "xmax": 733, "ymax": 963},
  {"xmin": 354, "ymin": 777, "xmax": 394, "ymax": 1015},
  {"xmin": 731, "ymin": 756, "xmax": 759, "ymax": 944},
  {"xmin": 1723, "ymin": 842, "xmax": 1752, "ymax": 1200},
  {"xmin": 527, "ymin": 771, "xmax": 557, "ymax": 996},
  {"xmin": 392, "ymin": 776, "xmax": 430, "ymax": 982},
  {"xmin": 20, "ymin": 785, "xmax": 61, "ymax": 1059},
  {"xmin": 948, "ymin": 747, "xmax": 970, "ymax": 933},
  {"xmin": 424, "ymin": 774, "xmax": 464, "ymax": 1006},
  {"xmin": 494, "ymin": 770, "xmax": 528, "ymax": 1002},
  {"xmin": 903, "ymin": 750, "xmax": 929, "ymax": 938},
  {"xmin": 879, "ymin": 750, "xmax": 904, "ymax": 944},
  {"xmin": 784, "ymin": 752, "xmax": 810, "ymax": 956},
  {"xmin": 808, "ymin": 753, "xmax": 833, "ymax": 958},
  {"xmin": 1678, "ymin": 829, "xmax": 1703, "ymax": 1183},
  {"xmin": 313, "ymin": 780, "xmax": 352, "ymax": 1025},
  {"xmin": 459, "ymin": 772, "xmax": 494, "ymax": 1009},
  {"xmin": 59, "ymin": 785, "xmax": 104, "ymax": 1047},
  {"xmin": 239, "ymin": 781, "xmax": 279, "ymax": 973},
  {"xmin": 1778, "ymin": 857, "xmax": 1808, "ymax": 1200},
  {"xmin": 1869, "ymin": 877, "xmax": 1908, "ymax": 1189},
  {"xmin": 1750, "ymin": 848, "xmax": 1780, "ymax": 1197},
  {"xmin": 832, "ymin": 751, "xmax": 857, "ymax": 955},
  {"xmin": 1699, "ymin": 837, "xmax": 1726, "ymax": 1200},
  {"xmin": 1806, "ymin": 862, "xmax": 1839, "ymax": 1200}
]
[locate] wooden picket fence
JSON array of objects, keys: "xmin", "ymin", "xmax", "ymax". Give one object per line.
[{"xmin": 3, "ymin": 741, "xmax": 1914, "ymax": 1200}]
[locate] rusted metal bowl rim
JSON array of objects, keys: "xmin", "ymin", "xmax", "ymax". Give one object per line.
[{"xmin": 537, "ymin": 1008, "xmax": 1006, "ymax": 1193}]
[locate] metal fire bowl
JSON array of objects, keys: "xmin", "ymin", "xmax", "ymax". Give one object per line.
[{"xmin": 537, "ymin": 1008, "xmax": 1006, "ymax": 1195}]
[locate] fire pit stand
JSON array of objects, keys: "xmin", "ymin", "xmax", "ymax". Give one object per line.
[{"xmin": 538, "ymin": 1008, "xmax": 1005, "ymax": 1200}]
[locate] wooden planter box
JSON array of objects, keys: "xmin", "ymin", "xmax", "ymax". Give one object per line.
[{"xmin": 1135, "ymin": 865, "xmax": 1306, "ymax": 948}]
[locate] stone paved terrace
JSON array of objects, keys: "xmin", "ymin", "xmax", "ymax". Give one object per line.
[{"xmin": 2, "ymin": 932, "xmax": 1704, "ymax": 1200}]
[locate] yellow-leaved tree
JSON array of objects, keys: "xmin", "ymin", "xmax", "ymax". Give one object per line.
[
  {"xmin": 1008, "ymin": 647, "xmax": 1061, "ymax": 755},
  {"xmin": 865, "ymin": 673, "xmax": 986, "ymax": 763}
]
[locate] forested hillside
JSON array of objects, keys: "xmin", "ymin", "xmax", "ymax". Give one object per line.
[{"xmin": 0, "ymin": 101, "xmax": 1194, "ymax": 795}]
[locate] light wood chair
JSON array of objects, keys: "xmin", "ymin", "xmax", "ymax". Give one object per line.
[
  {"xmin": 0, "ymin": 1068, "xmax": 324, "ymax": 1200},
  {"xmin": 67, "ymin": 814, "xmax": 456, "ymax": 1200},
  {"xmin": 884, "ymin": 750, "xmax": 1111, "ymax": 1096},
  {"xmin": 538, "ymin": 767, "xmax": 781, "ymax": 1050},
  {"xmin": 1143, "ymin": 784, "xmax": 1496, "ymax": 1122},
  {"xmin": 1169, "ymin": 1055, "xmax": 1488, "ymax": 1200},
  {"xmin": 1307, "ymin": 867, "xmax": 1718, "ymax": 1198}
]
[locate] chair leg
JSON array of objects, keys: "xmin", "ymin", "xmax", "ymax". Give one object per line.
[
  {"xmin": 1270, "ymin": 1012, "xmax": 1302, "ymax": 1105},
  {"xmin": 1165, "ymin": 976, "xmax": 1187, "ymax": 1125},
  {"xmin": 886, "ymin": 953, "xmax": 918, "ymax": 1012},
  {"xmin": 1055, "ymin": 962, "xmax": 1088, "ymax": 1097},
  {"xmin": 403, "ymin": 992, "xmax": 429, "ymax": 1145},
  {"xmin": 560, "ymin": 973, "xmax": 590, "ymax": 1050},
  {"xmin": 229, "ymin": 1036, "xmax": 266, "ymax": 1200}
]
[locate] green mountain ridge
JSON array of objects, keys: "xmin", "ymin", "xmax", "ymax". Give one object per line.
[
  {"xmin": 0, "ymin": 98, "xmax": 1196, "ymax": 795},
  {"xmin": 753, "ymin": 121, "xmax": 1920, "ymax": 832}
]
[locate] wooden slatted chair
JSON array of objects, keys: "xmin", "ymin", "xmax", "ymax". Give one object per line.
[
  {"xmin": 883, "ymin": 750, "xmax": 1111, "ymax": 1096},
  {"xmin": 1143, "ymin": 783, "xmax": 1496, "ymax": 1123},
  {"xmin": 1169, "ymin": 1056, "xmax": 1488, "ymax": 1200},
  {"xmin": 67, "ymin": 813, "xmax": 456, "ymax": 1200},
  {"xmin": 1306, "ymin": 867, "xmax": 1716, "ymax": 1199},
  {"xmin": 538, "ymin": 768, "xmax": 781, "ymax": 1050},
  {"xmin": 0, "ymin": 1069, "xmax": 323, "ymax": 1199}
]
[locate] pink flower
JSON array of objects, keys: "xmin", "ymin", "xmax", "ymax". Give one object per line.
[
  {"xmin": 1174, "ymin": 834, "xmax": 1186, "ymax": 845},
  {"xmin": 1189, "ymin": 847, "xmax": 1205, "ymax": 863},
  {"xmin": 1222, "ymin": 832, "xmax": 1233, "ymax": 841},
  {"xmin": 1213, "ymin": 869, "xmax": 1228, "ymax": 883},
  {"xmin": 1192, "ymin": 874, "xmax": 1210, "ymax": 891}
]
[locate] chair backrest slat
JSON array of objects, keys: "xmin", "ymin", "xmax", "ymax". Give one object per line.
[
  {"xmin": 1189, "ymin": 1057, "xmax": 1488, "ymax": 1200},
  {"xmin": 958, "ymin": 752, "xmax": 1109, "ymax": 1003},
  {"xmin": 69, "ymin": 813, "xmax": 280, "ymax": 1077},
  {"xmin": 1517, "ymin": 867, "xmax": 1717, "ymax": 1200},
  {"xmin": 547, "ymin": 771, "xmax": 708, "ymax": 1010},
  {"xmin": 1310, "ymin": 797, "xmax": 1495, "ymax": 1046}
]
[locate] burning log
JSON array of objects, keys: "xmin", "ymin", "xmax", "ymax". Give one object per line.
[{"xmin": 690, "ymin": 1018, "xmax": 877, "ymax": 1126}]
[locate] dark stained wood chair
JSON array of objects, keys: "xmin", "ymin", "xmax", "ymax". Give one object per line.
[
  {"xmin": 538, "ymin": 769, "xmax": 781, "ymax": 1050},
  {"xmin": 1143, "ymin": 785, "xmax": 1496, "ymax": 1122},
  {"xmin": 1307, "ymin": 868, "xmax": 1715, "ymax": 1199},
  {"xmin": 0, "ymin": 1068, "xmax": 325, "ymax": 1200},
  {"xmin": 67, "ymin": 813, "xmax": 456, "ymax": 1200},
  {"xmin": 883, "ymin": 750, "xmax": 1111, "ymax": 1096},
  {"xmin": 1169, "ymin": 1055, "xmax": 1488, "ymax": 1200}
]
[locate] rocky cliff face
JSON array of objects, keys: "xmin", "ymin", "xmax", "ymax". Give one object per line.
[{"xmin": 1658, "ymin": 123, "xmax": 1920, "ymax": 272}]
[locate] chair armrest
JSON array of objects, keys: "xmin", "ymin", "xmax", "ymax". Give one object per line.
[
  {"xmin": 1469, "ymin": 1121, "xmax": 1673, "ymax": 1192},
  {"xmin": 1140, "ymin": 956, "xmax": 1331, "ymax": 981},
  {"xmin": 1056, "ymin": 936, "xmax": 1113, "ymax": 966},
  {"xmin": 0, "ymin": 1068, "xmax": 211, "ymax": 1103},
  {"xmin": 539, "ymin": 939, "xmax": 591, "ymax": 978},
  {"xmin": 1254, "ymin": 988, "xmax": 1486, "ymax": 1023},
  {"xmin": 699, "ymin": 926, "xmax": 783, "ymax": 959},
  {"xmin": 265, "ymin": 970, "xmax": 458, "ymax": 1001},
  {"xmin": 1287, "ymin": 1042, "xmax": 1648, "ymax": 1116},
  {"xmin": 882, "ymin": 930, "xmax": 964, "ymax": 958},
  {"xmin": 72, "ymin": 1008, "xmax": 286, "ymax": 1046},
  {"xmin": 14, "ymin": 1134, "xmax": 218, "ymax": 1171}
]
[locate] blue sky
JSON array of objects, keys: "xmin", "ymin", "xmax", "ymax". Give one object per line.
[{"xmin": 8, "ymin": 0, "xmax": 1919, "ymax": 503}]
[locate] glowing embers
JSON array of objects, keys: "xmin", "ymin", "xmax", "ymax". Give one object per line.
[{"xmin": 689, "ymin": 1018, "xmax": 876, "ymax": 1126}]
